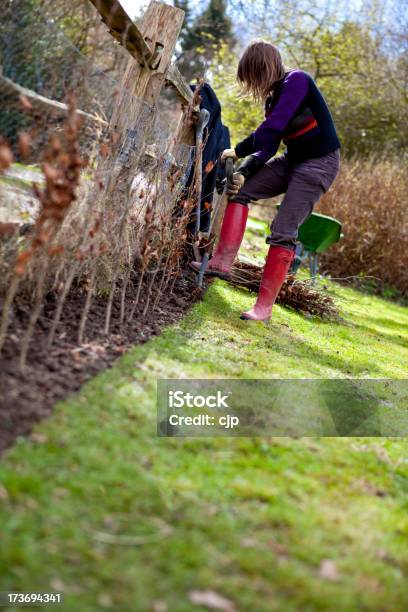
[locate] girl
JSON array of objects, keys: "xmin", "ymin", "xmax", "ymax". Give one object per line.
[{"xmin": 192, "ymin": 40, "xmax": 340, "ymax": 321}]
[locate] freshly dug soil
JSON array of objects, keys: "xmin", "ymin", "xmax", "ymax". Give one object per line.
[{"xmin": 0, "ymin": 271, "xmax": 200, "ymax": 453}]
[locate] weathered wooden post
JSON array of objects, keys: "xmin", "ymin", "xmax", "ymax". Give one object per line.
[
  {"xmin": 88, "ymin": 0, "xmax": 188, "ymax": 332},
  {"xmin": 89, "ymin": 0, "xmax": 196, "ymax": 167},
  {"xmin": 94, "ymin": 0, "xmax": 185, "ymax": 152}
]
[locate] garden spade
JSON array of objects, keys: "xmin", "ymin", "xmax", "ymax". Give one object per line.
[
  {"xmin": 192, "ymin": 108, "xmax": 210, "ymax": 262},
  {"xmin": 196, "ymin": 156, "xmax": 234, "ymax": 287}
]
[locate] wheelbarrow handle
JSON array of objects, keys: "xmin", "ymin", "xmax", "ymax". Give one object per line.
[{"xmin": 193, "ymin": 108, "xmax": 211, "ymax": 244}]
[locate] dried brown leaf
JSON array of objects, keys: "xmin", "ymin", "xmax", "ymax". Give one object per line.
[
  {"xmin": 18, "ymin": 132, "xmax": 31, "ymax": 159},
  {"xmin": 0, "ymin": 142, "xmax": 13, "ymax": 170},
  {"xmin": 100, "ymin": 143, "xmax": 110, "ymax": 158}
]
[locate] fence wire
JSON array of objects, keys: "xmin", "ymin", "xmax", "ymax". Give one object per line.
[{"xmin": 0, "ymin": 0, "xmax": 197, "ymax": 365}]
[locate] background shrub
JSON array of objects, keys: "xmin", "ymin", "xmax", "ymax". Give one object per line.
[{"xmin": 316, "ymin": 157, "xmax": 408, "ymax": 297}]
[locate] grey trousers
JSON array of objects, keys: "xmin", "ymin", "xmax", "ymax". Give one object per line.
[{"xmin": 235, "ymin": 149, "xmax": 340, "ymax": 250}]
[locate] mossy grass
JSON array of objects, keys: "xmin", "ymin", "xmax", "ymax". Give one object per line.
[{"xmin": 0, "ymin": 217, "xmax": 407, "ymax": 610}]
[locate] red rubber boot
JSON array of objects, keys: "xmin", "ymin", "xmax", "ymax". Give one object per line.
[
  {"xmin": 241, "ymin": 245, "xmax": 294, "ymax": 322},
  {"xmin": 190, "ymin": 201, "xmax": 248, "ymax": 279}
]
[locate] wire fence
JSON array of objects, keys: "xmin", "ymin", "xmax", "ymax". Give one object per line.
[
  {"xmin": 0, "ymin": 1, "xmax": 114, "ymax": 156},
  {"xmin": 0, "ymin": 0, "xmax": 197, "ymax": 367}
]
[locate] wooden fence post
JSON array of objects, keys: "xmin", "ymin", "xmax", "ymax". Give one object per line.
[
  {"xmin": 110, "ymin": 1, "xmax": 184, "ymax": 136},
  {"xmin": 92, "ymin": 1, "xmax": 186, "ymax": 333},
  {"xmin": 89, "ymin": 0, "xmax": 196, "ymax": 166}
]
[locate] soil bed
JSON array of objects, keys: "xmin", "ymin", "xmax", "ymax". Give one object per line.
[{"xmin": 0, "ymin": 271, "xmax": 200, "ymax": 453}]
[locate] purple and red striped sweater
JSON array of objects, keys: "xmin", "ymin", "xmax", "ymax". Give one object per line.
[{"xmin": 235, "ymin": 69, "xmax": 340, "ymax": 172}]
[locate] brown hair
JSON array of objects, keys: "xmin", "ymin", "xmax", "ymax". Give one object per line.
[{"xmin": 237, "ymin": 40, "xmax": 286, "ymax": 101}]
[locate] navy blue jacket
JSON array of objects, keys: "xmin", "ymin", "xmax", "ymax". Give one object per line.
[{"xmin": 235, "ymin": 70, "xmax": 340, "ymax": 173}]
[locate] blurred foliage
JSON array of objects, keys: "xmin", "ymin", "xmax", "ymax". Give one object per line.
[
  {"xmin": 317, "ymin": 156, "xmax": 408, "ymax": 297},
  {"xmin": 0, "ymin": 0, "xmax": 80, "ymax": 145},
  {"xmin": 173, "ymin": 0, "xmax": 193, "ymax": 51},
  {"xmin": 209, "ymin": 44, "xmax": 264, "ymax": 144},
  {"xmin": 284, "ymin": 21, "xmax": 408, "ymax": 157},
  {"xmin": 209, "ymin": 1, "xmax": 407, "ymax": 158},
  {"xmin": 0, "ymin": 0, "xmax": 126, "ymax": 145},
  {"xmin": 175, "ymin": 0, "xmax": 236, "ymax": 80}
]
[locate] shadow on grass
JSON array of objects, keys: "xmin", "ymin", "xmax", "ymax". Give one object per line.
[
  {"xmin": 348, "ymin": 314, "xmax": 408, "ymax": 350},
  {"xmin": 265, "ymin": 322, "xmax": 384, "ymax": 377},
  {"xmin": 189, "ymin": 282, "xmax": 386, "ymax": 378}
]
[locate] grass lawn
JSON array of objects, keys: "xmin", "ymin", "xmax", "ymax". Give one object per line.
[{"xmin": 1, "ymin": 218, "xmax": 408, "ymax": 611}]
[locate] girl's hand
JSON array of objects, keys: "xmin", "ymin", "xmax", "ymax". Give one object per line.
[
  {"xmin": 226, "ymin": 172, "xmax": 245, "ymax": 196},
  {"xmin": 221, "ymin": 148, "xmax": 238, "ymax": 163}
]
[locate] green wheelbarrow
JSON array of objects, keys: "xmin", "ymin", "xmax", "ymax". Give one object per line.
[{"xmin": 276, "ymin": 204, "xmax": 343, "ymax": 282}]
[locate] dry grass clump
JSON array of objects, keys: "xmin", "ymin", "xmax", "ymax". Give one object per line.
[
  {"xmin": 317, "ymin": 156, "xmax": 408, "ymax": 297},
  {"xmin": 230, "ymin": 260, "xmax": 339, "ymax": 320}
]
